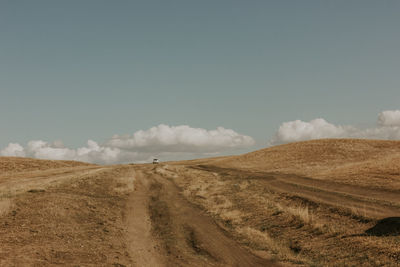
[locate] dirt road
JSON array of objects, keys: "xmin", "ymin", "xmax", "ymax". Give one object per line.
[
  {"xmin": 125, "ymin": 169, "xmax": 164, "ymax": 266},
  {"xmin": 0, "ymin": 163, "xmax": 276, "ymax": 266},
  {"xmin": 126, "ymin": 166, "xmax": 275, "ymax": 266}
]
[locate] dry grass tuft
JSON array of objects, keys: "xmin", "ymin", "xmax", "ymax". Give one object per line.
[
  {"xmin": 0, "ymin": 198, "xmax": 12, "ymax": 217},
  {"xmin": 112, "ymin": 170, "xmax": 135, "ymax": 194},
  {"xmin": 276, "ymin": 203, "xmax": 313, "ymax": 224},
  {"xmin": 237, "ymin": 226, "xmax": 303, "ymax": 263}
]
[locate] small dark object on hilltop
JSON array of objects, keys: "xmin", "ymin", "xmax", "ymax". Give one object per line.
[{"xmin": 27, "ymin": 189, "xmax": 46, "ymax": 193}]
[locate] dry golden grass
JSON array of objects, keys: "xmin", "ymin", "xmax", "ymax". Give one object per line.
[
  {"xmin": 162, "ymin": 139, "xmax": 400, "ymax": 266},
  {"xmin": 0, "ymin": 157, "xmax": 99, "ymax": 202},
  {"xmin": 0, "ymin": 157, "xmax": 95, "ymax": 176},
  {"xmin": 2, "ymin": 140, "xmax": 400, "ymax": 266},
  {"xmin": 275, "ymin": 203, "xmax": 313, "ymax": 224},
  {"xmin": 0, "ymin": 156, "xmax": 94, "ymax": 175},
  {"xmin": 216, "ymin": 139, "xmax": 400, "ymax": 190},
  {"xmin": 168, "ymin": 162, "xmax": 400, "ymax": 265},
  {"xmin": 0, "ymin": 197, "xmax": 12, "ymax": 217},
  {"xmin": 0, "ymin": 161, "xmax": 134, "ymax": 266},
  {"xmin": 236, "ymin": 226, "xmax": 300, "ymax": 263}
]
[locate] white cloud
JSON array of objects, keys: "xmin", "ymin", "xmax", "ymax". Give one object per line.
[
  {"xmin": 106, "ymin": 124, "xmax": 255, "ymax": 152},
  {"xmin": 22, "ymin": 140, "xmax": 123, "ymax": 164},
  {"xmin": 0, "ymin": 143, "xmax": 26, "ymax": 157},
  {"xmin": 270, "ymin": 110, "xmax": 400, "ymax": 145},
  {"xmin": 269, "ymin": 118, "xmax": 356, "ymax": 144},
  {"xmin": 0, "ymin": 125, "xmax": 255, "ymax": 164},
  {"xmin": 378, "ymin": 110, "xmax": 400, "ymax": 126}
]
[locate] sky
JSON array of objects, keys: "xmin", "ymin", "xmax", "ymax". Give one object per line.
[{"xmin": 1, "ymin": 1, "xmax": 400, "ymax": 164}]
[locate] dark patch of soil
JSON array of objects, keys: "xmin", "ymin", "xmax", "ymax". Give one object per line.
[{"xmin": 366, "ymin": 217, "xmax": 400, "ymax": 236}]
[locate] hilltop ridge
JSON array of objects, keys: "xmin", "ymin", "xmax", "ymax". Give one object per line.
[
  {"xmin": 213, "ymin": 139, "xmax": 400, "ymax": 190},
  {"xmin": 0, "ymin": 157, "xmax": 94, "ymax": 175}
]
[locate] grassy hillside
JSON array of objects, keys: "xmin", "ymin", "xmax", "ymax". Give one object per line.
[
  {"xmin": 0, "ymin": 157, "xmax": 94, "ymax": 175},
  {"xmin": 216, "ymin": 139, "xmax": 400, "ymax": 190}
]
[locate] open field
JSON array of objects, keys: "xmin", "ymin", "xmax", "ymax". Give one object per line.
[
  {"xmin": 0, "ymin": 158, "xmax": 135, "ymax": 266},
  {"xmin": 1, "ymin": 139, "xmax": 400, "ymax": 266}
]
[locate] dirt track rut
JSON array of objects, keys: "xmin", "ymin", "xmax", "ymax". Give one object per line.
[
  {"xmin": 193, "ymin": 165, "xmax": 400, "ymax": 219},
  {"xmin": 126, "ymin": 166, "xmax": 276, "ymax": 267}
]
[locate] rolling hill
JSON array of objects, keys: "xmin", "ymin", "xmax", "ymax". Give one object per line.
[{"xmin": 1, "ymin": 139, "xmax": 399, "ymax": 266}]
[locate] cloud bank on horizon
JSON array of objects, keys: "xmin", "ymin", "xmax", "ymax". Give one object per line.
[
  {"xmin": 2, "ymin": 110, "xmax": 400, "ymax": 164},
  {"xmin": 0, "ymin": 125, "xmax": 255, "ymax": 164},
  {"xmin": 269, "ymin": 110, "xmax": 400, "ymax": 145}
]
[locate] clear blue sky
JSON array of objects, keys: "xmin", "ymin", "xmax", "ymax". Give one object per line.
[{"xmin": 1, "ymin": 0, "xmax": 400, "ymax": 150}]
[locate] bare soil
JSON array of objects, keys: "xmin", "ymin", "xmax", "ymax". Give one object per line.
[{"xmin": 135, "ymin": 165, "xmax": 275, "ymax": 267}]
